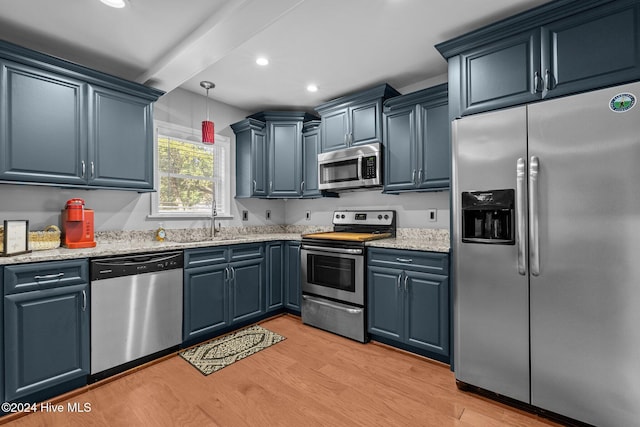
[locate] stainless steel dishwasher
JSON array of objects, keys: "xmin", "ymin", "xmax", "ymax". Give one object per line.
[{"xmin": 90, "ymin": 251, "xmax": 183, "ymax": 379}]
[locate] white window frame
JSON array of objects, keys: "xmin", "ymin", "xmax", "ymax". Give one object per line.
[{"xmin": 149, "ymin": 120, "xmax": 232, "ymax": 219}]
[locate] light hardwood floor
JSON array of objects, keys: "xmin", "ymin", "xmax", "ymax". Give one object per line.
[{"xmin": 3, "ymin": 315, "xmax": 558, "ymax": 426}]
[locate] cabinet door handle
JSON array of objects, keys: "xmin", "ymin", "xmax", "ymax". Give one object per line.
[
  {"xmin": 412, "ymin": 169, "xmax": 417, "ymax": 184},
  {"xmin": 253, "ymin": 180, "xmax": 257, "ymax": 193},
  {"xmin": 396, "ymin": 273, "xmax": 402, "ymax": 290},
  {"xmin": 344, "ymin": 133, "xmax": 349, "ymax": 145},
  {"xmin": 349, "ymin": 132, "xmax": 353, "ymax": 145},
  {"xmin": 269, "ymin": 181, "xmax": 273, "ymax": 193},
  {"xmin": 300, "ymin": 180, "xmax": 305, "ymax": 193},
  {"xmin": 545, "ymin": 69, "xmax": 553, "ymax": 91},
  {"xmin": 533, "ymin": 71, "xmax": 543, "ymax": 93},
  {"xmin": 404, "ymin": 275, "xmax": 409, "ymax": 292},
  {"xmin": 34, "ymin": 272, "xmax": 65, "ymax": 281},
  {"xmin": 90, "ymin": 161, "xmax": 95, "ymax": 178},
  {"xmin": 418, "ymin": 169, "xmax": 423, "ymax": 183},
  {"xmin": 396, "ymin": 258, "xmax": 413, "ymax": 263},
  {"xmin": 82, "ymin": 290, "xmax": 87, "ymax": 312},
  {"xmin": 230, "ymin": 266, "xmax": 236, "ymax": 281},
  {"xmin": 81, "ymin": 161, "xmax": 86, "ymax": 178},
  {"xmin": 225, "ymin": 267, "xmax": 229, "ymax": 281}
]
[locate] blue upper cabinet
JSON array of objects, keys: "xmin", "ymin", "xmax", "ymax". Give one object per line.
[
  {"xmin": 301, "ymin": 120, "xmax": 322, "ymax": 198},
  {"xmin": 437, "ymin": 0, "xmax": 640, "ymax": 117},
  {"xmin": 232, "ymin": 118, "xmax": 267, "ymax": 198},
  {"xmin": 267, "ymin": 115, "xmax": 303, "ymax": 198},
  {"xmin": 0, "ymin": 40, "xmax": 163, "ymax": 190},
  {"xmin": 315, "ymin": 83, "xmax": 399, "ymax": 152},
  {"xmin": 383, "ymin": 84, "xmax": 449, "ymax": 193},
  {"xmin": 233, "ymin": 112, "xmax": 318, "ymax": 199},
  {"xmin": 88, "ymin": 86, "xmax": 154, "ymax": 189},
  {"xmin": 541, "ymin": 2, "xmax": 640, "ymax": 99},
  {"xmin": 0, "ymin": 60, "xmax": 87, "ymax": 185},
  {"xmin": 459, "ymin": 30, "xmax": 541, "ymax": 115}
]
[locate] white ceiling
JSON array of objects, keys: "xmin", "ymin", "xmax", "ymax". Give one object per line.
[{"xmin": 0, "ymin": 0, "xmax": 552, "ymax": 112}]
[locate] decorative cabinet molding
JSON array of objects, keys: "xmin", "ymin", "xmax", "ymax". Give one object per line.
[
  {"xmin": 233, "ymin": 112, "xmax": 319, "ymax": 199},
  {"xmin": 315, "ymin": 83, "xmax": 399, "ymax": 152},
  {"xmin": 437, "ymin": 0, "xmax": 640, "ymax": 117},
  {"xmin": 0, "ymin": 40, "xmax": 163, "ymax": 191}
]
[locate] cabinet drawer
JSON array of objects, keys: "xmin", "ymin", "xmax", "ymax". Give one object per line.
[
  {"xmin": 229, "ymin": 243, "xmax": 264, "ymax": 261},
  {"xmin": 367, "ymin": 248, "xmax": 448, "ymax": 275},
  {"xmin": 184, "ymin": 247, "xmax": 228, "ymax": 268},
  {"xmin": 4, "ymin": 259, "xmax": 88, "ymax": 295}
]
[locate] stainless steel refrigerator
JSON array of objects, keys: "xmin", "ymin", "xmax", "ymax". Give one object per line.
[{"xmin": 452, "ymin": 81, "xmax": 640, "ymax": 427}]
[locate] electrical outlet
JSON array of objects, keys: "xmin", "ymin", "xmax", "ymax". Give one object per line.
[
  {"xmin": 242, "ymin": 210, "xmax": 249, "ymax": 221},
  {"xmin": 266, "ymin": 210, "xmax": 271, "ymax": 220},
  {"xmin": 427, "ymin": 209, "xmax": 437, "ymax": 222},
  {"xmin": 305, "ymin": 210, "xmax": 311, "ymax": 221}
]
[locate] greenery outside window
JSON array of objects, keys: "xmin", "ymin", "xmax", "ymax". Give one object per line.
[{"xmin": 151, "ymin": 121, "xmax": 231, "ymax": 218}]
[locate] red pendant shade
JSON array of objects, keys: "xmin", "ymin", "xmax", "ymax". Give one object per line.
[{"xmin": 202, "ymin": 120, "xmax": 214, "ymax": 144}]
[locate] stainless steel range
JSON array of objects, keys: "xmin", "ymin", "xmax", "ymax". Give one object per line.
[{"xmin": 300, "ymin": 210, "xmax": 396, "ymax": 342}]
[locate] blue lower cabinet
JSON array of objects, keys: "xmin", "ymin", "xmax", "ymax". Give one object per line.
[
  {"xmin": 183, "ymin": 264, "xmax": 229, "ymax": 341},
  {"xmin": 266, "ymin": 242, "xmax": 284, "ymax": 312},
  {"xmin": 4, "ymin": 284, "xmax": 89, "ymax": 402},
  {"xmin": 404, "ymin": 270, "xmax": 449, "ymax": 357},
  {"xmin": 284, "ymin": 242, "xmax": 301, "ymax": 313},
  {"xmin": 3, "ymin": 260, "xmax": 89, "ymax": 404},
  {"xmin": 229, "ymin": 258, "xmax": 264, "ymax": 325},
  {"xmin": 183, "ymin": 244, "xmax": 266, "ymax": 343},
  {"xmin": 367, "ymin": 248, "xmax": 450, "ymax": 363},
  {"xmin": 367, "ymin": 266, "xmax": 404, "ymax": 340}
]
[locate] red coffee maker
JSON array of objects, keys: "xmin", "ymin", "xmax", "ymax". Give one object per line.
[{"xmin": 61, "ymin": 198, "xmax": 96, "ymax": 248}]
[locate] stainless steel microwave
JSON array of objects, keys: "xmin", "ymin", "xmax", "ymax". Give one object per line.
[{"xmin": 317, "ymin": 142, "xmax": 382, "ymax": 191}]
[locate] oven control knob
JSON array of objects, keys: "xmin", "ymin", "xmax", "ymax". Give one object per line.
[
  {"xmin": 384, "ymin": 214, "xmax": 389, "ymax": 220},
  {"xmin": 341, "ymin": 214, "xmax": 345, "ymax": 219},
  {"xmin": 378, "ymin": 215, "xmax": 382, "ymax": 220},
  {"xmin": 335, "ymin": 214, "xmax": 340, "ymax": 219}
]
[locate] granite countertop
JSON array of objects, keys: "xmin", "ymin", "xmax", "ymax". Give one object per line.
[
  {"xmin": 365, "ymin": 228, "xmax": 450, "ymax": 253},
  {"xmin": 0, "ymin": 226, "xmax": 450, "ymax": 265}
]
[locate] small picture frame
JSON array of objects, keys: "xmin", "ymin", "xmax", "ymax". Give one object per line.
[{"xmin": 2, "ymin": 220, "xmax": 31, "ymax": 257}]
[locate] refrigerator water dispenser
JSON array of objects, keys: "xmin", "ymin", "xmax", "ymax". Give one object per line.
[{"xmin": 461, "ymin": 189, "xmax": 515, "ymax": 244}]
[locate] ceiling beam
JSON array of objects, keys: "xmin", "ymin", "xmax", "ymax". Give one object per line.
[{"xmin": 137, "ymin": 0, "xmax": 306, "ymax": 93}]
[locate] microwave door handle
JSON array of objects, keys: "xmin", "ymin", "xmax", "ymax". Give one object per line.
[{"xmin": 357, "ymin": 156, "xmax": 363, "ymax": 180}]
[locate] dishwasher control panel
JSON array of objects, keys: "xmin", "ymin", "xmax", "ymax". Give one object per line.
[{"xmin": 90, "ymin": 251, "xmax": 184, "ymax": 281}]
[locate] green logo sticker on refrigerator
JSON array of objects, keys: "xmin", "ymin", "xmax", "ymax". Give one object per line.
[{"xmin": 609, "ymin": 93, "xmax": 636, "ymax": 113}]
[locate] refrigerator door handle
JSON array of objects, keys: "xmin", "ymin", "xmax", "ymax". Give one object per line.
[
  {"xmin": 529, "ymin": 155, "xmax": 540, "ymax": 276},
  {"xmin": 516, "ymin": 157, "xmax": 527, "ymax": 275}
]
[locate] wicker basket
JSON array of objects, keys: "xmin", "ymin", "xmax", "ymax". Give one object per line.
[{"xmin": 28, "ymin": 225, "xmax": 61, "ymax": 251}]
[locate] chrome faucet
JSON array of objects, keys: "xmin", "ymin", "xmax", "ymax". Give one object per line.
[{"xmin": 210, "ymin": 197, "xmax": 221, "ymax": 238}]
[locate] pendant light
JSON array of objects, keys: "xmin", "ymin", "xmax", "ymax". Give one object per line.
[{"xmin": 200, "ymin": 81, "xmax": 215, "ymax": 144}]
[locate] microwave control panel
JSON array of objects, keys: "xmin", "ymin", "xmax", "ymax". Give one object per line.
[{"xmin": 362, "ymin": 155, "xmax": 377, "ymax": 179}]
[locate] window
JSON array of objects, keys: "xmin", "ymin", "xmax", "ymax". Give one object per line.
[{"xmin": 151, "ymin": 121, "xmax": 231, "ymax": 218}]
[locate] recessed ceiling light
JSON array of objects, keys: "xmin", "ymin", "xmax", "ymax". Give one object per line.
[
  {"xmin": 100, "ymin": 0, "xmax": 126, "ymax": 8},
  {"xmin": 256, "ymin": 57, "xmax": 269, "ymax": 66},
  {"xmin": 306, "ymin": 84, "xmax": 318, "ymax": 92}
]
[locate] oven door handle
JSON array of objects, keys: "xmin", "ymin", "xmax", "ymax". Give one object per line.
[
  {"xmin": 301, "ymin": 245, "xmax": 363, "ymax": 255},
  {"xmin": 302, "ymin": 295, "xmax": 363, "ymax": 314}
]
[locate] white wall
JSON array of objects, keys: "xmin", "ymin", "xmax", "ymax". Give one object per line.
[
  {"xmin": 0, "ymin": 79, "xmax": 452, "ymax": 233},
  {"xmin": 286, "ymin": 190, "xmax": 450, "ymax": 229}
]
